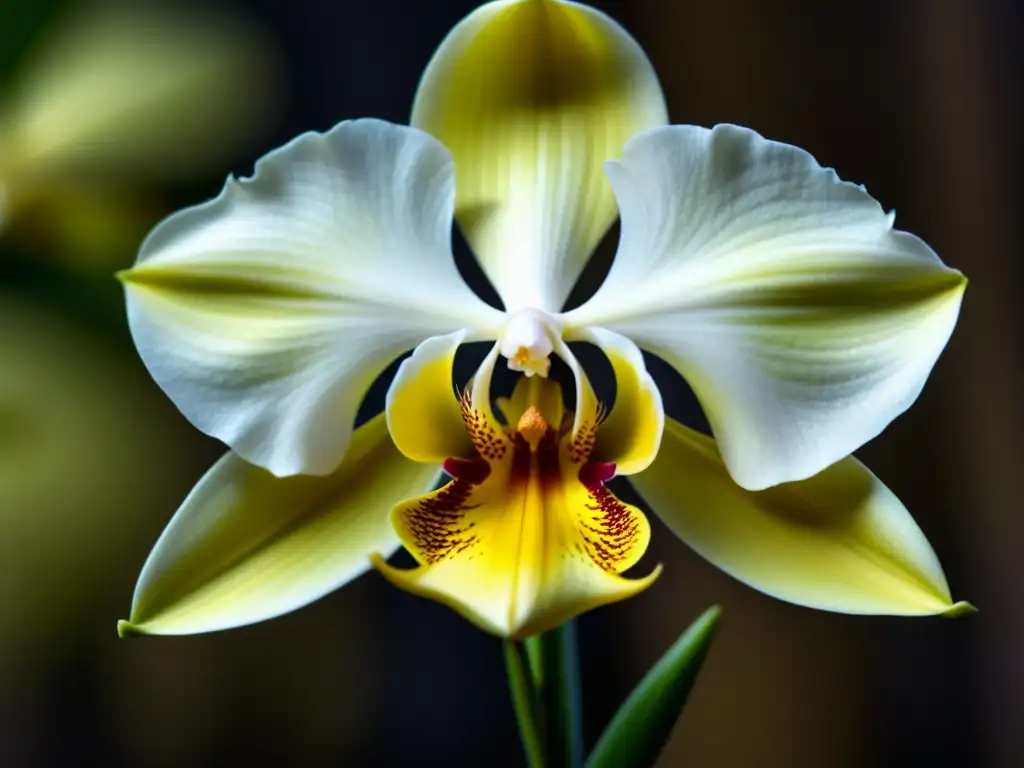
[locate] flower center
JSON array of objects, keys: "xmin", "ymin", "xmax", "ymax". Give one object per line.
[
  {"xmin": 375, "ymin": 372, "xmax": 659, "ymax": 638},
  {"xmin": 499, "ymin": 308, "xmax": 561, "ymax": 378}
]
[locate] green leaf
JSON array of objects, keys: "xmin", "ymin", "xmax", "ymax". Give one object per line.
[{"xmin": 586, "ymin": 606, "xmax": 721, "ymax": 768}]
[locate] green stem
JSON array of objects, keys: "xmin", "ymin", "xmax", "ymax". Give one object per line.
[
  {"xmin": 524, "ymin": 621, "xmax": 584, "ymax": 768},
  {"xmin": 505, "ymin": 639, "xmax": 547, "ymax": 767}
]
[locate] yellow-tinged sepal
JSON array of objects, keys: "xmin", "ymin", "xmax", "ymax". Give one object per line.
[
  {"xmin": 633, "ymin": 417, "xmax": 969, "ymax": 617},
  {"xmin": 942, "ymin": 601, "xmax": 977, "ymax": 619},
  {"xmin": 412, "ymin": 0, "xmax": 668, "ymax": 312},
  {"xmin": 116, "ymin": 620, "xmax": 143, "ymax": 639},
  {"xmin": 116, "ymin": 413, "xmax": 439, "ymax": 636}
]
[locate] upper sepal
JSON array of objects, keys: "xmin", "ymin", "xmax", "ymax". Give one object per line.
[{"xmin": 413, "ymin": 0, "xmax": 668, "ymax": 312}]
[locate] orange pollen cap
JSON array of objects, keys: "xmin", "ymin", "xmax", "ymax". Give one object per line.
[{"xmin": 516, "ymin": 405, "xmax": 550, "ymax": 449}]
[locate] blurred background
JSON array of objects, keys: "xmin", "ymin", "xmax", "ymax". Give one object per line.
[{"xmin": 0, "ymin": 0, "xmax": 1019, "ymax": 765}]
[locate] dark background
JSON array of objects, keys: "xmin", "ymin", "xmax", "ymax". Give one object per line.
[{"xmin": 0, "ymin": 1, "xmax": 1020, "ymax": 766}]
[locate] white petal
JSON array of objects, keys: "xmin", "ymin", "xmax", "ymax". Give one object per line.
[
  {"xmin": 412, "ymin": 0, "xmax": 667, "ymax": 312},
  {"xmin": 123, "ymin": 119, "xmax": 503, "ymax": 477},
  {"xmin": 568, "ymin": 125, "xmax": 966, "ymax": 490},
  {"xmin": 121, "ymin": 414, "xmax": 441, "ymax": 636}
]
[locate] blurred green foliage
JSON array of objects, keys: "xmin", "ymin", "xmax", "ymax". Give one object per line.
[
  {"xmin": 0, "ymin": 0, "xmax": 281, "ymax": 680},
  {"xmin": 1, "ymin": 1, "xmax": 122, "ymax": 338},
  {"xmin": 0, "ymin": 0, "xmax": 67, "ymax": 82}
]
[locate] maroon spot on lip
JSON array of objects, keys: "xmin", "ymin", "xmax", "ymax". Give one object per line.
[
  {"xmin": 442, "ymin": 456, "xmax": 491, "ymax": 484},
  {"xmin": 579, "ymin": 461, "xmax": 617, "ymax": 488}
]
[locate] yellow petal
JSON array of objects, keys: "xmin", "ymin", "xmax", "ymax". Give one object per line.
[
  {"xmin": 412, "ymin": 0, "xmax": 668, "ymax": 312},
  {"xmin": 632, "ymin": 418, "xmax": 970, "ymax": 617},
  {"xmin": 119, "ymin": 414, "xmax": 440, "ymax": 636},
  {"xmin": 386, "ymin": 331, "xmax": 474, "ymax": 463},
  {"xmin": 572, "ymin": 326, "xmax": 663, "ymax": 475}
]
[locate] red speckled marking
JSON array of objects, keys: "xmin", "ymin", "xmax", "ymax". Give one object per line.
[
  {"xmin": 460, "ymin": 389, "xmax": 508, "ymax": 461},
  {"xmin": 567, "ymin": 403, "xmax": 605, "ymax": 463},
  {"xmin": 403, "ymin": 457, "xmax": 489, "ymax": 565},
  {"xmin": 402, "ymin": 384, "xmax": 641, "ymax": 573},
  {"xmin": 579, "ymin": 461, "xmax": 642, "ymax": 572},
  {"xmin": 567, "ymin": 419, "xmax": 598, "ymax": 463}
]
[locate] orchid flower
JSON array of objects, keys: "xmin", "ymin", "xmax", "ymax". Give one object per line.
[{"xmin": 117, "ymin": 0, "xmax": 970, "ymax": 640}]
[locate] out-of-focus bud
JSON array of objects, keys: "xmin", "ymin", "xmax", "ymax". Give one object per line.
[
  {"xmin": 0, "ymin": 1, "xmax": 281, "ymax": 266},
  {"xmin": 0, "ymin": 295, "xmax": 212, "ymax": 675}
]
